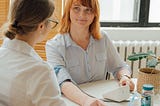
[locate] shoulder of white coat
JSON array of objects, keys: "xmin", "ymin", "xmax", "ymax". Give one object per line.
[
  {"xmin": 15, "ymin": 59, "xmax": 52, "ymax": 81},
  {"xmin": 30, "ymin": 59, "xmax": 52, "ymax": 73}
]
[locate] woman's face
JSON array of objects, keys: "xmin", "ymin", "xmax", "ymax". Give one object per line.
[{"xmin": 70, "ymin": 1, "xmax": 95, "ymax": 28}]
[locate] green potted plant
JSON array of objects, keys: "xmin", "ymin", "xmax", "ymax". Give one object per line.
[
  {"xmin": 127, "ymin": 51, "xmax": 160, "ymax": 94},
  {"xmin": 128, "ymin": 51, "xmax": 160, "ymax": 68}
]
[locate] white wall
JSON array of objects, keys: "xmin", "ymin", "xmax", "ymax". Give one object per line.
[{"xmin": 101, "ymin": 27, "xmax": 160, "ymax": 41}]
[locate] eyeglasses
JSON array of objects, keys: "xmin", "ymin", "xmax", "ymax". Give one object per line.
[
  {"xmin": 47, "ymin": 19, "xmax": 59, "ymax": 29},
  {"xmin": 71, "ymin": 5, "xmax": 93, "ymax": 15}
]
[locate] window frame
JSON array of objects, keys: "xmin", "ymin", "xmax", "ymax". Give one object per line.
[{"xmin": 100, "ymin": 0, "xmax": 160, "ymax": 27}]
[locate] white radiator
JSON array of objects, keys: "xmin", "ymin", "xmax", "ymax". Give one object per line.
[{"xmin": 112, "ymin": 40, "xmax": 160, "ymax": 78}]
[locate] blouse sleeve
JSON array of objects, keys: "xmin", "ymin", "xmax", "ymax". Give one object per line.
[
  {"xmin": 45, "ymin": 36, "xmax": 73, "ymax": 85},
  {"xmin": 102, "ymin": 30, "xmax": 131, "ymax": 79}
]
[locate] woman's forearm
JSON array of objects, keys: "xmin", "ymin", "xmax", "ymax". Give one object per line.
[{"xmin": 61, "ymin": 81, "xmax": 89, "ymax": 105}]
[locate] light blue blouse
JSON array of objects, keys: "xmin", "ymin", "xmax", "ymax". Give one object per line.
[{"xmin": 46, "ymin": 30, "xmax": 130, "ymax": 85}]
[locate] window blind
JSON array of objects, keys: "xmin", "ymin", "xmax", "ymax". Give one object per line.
[
  {"xmin": 0, "ymin": 0, "xmax": 9, "ymax": 46},
  {"xmin": 0, "ymin": 0, "xmax": 9, "ymax": 27}
]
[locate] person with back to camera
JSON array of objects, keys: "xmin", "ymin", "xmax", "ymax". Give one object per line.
[
  {"xmin": 0, "ymin": 0, "xmax": 67, "ymax": 106},
  {"xmin": 46, "ymin": 0, "xmax": 135, "ymax": 106}
]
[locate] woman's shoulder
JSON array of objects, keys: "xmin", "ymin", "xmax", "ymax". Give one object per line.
[
  {"xmin": 94, "ymin": 29, "xmax": 112, "ymax": 44},
  {"xmin": 12, "ymin": 56, "xmax": 52, "ymax": 80},
  {"xmin": 100, "ymin": 29, "xmax": 109, "ymax": 38},
  {"xmin": 35, "ymin": 61, "xmax": 52, "ymax": 73},
  {"xmin": 26, "ymin": 56, "xmax": 51, "ymax": 71},
  {"xmin": 47, "ymin": 33, "xmax": 64, "ymax": 43},
  {"xmin": 97, "ymin": 29, "xmax": 110, "ymax": 41},
  {"xmin": 15, "ymin": 60, "xmax": 53, "ymax": 88},
  {"xmin": 46, "ymin": 33, "xmax": 69, "ymax": 46}
]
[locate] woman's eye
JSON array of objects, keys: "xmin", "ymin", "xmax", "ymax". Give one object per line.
[
  {"xmin": 85, "ymin": 8, "xmax": 93, "ymax": 14},
  {"xmin": 72, "ymin": 6, "xmax": 80, "ymax": 12}
]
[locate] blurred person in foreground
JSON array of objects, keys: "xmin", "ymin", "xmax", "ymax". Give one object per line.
[{"xmin": 0, "ymin": 0, "xmax": 67, "ymax": 106}]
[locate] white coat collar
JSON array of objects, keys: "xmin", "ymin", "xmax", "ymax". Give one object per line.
[{"xmin": 2, "ymin": 38, "xmax": 42, "ymax": 61}]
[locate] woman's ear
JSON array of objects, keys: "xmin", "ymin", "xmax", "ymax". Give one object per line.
[
  {"xmin": 37, "ymin": 22, "xmax": 45, "ymax": 31},
  {"xmin": 40, "ymin": 25, "xmax": 43, "ymax": 28},
  {"xmin": 37, "ymin": 22, "xmax": 44, "ymax": 32}
]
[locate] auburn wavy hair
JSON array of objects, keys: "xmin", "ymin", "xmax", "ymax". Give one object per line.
[{"xmin": 59, "ymin": 0, "xmax": 101, "ymax": 40}]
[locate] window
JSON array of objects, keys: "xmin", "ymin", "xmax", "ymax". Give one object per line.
[
  {"xmin": 149, "ymin": 0, "xmax": 160, "ymax": 23},
  {"xmin": 99, "ymin": 0, "xmax": 160, "ymax": 27},
  {"xmin": 100, "ymin": 0, "xmax": 140, "ymax": 23}
]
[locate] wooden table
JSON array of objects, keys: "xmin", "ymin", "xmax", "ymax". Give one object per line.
[{"xmin": 63, "ymin": 79, "xmax": 160, "ymax": 106}]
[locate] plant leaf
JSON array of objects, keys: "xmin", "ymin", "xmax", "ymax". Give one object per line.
[
  {"xmin": 127, "ymin": 53, "xmax": 149, "ymax": 61},
  {"xmin": 147, "ymin": 58, "xmax": 158, "ymax": 68}
]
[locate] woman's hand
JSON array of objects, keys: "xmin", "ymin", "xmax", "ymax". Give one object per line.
[
  {"xmin": 119, "ymin": 76, "xmax": 135, "ymax": 91},
  {"xmin": 83, "ymin": 96, "xmax": 106, "ymax": 106}
]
